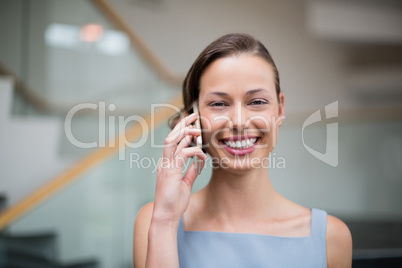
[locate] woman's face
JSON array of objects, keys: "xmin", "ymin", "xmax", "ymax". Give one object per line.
[{"xmin": 198, "ymin": 54, "xmax": 285, "ymax": 172}]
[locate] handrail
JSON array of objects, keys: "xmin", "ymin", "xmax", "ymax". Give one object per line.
[
  {"xmin": 0, "ymin": 94, "xmax": 182, "ymax": 230},
  {"xmin": 0, "ymin": 63, "xmax": 93, "ymax": 115},
  {"xmin": 92, "ymin": 0, "xmax": 183, "ymax": 86},
  {"xmin": 0, "ymin": 62, "xmax": 161, "ymax": 116}
]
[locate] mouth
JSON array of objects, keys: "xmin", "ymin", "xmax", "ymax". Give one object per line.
[{"xmin": 219, "ymin": 136, "xmax": 260, "ymax": 155}]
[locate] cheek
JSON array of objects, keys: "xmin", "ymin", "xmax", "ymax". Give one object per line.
[
  {"xmin": 251, "ymin": 118, "xmax": 270, "ymax": 132},
  {"xmin": 247, "ymin": 113, "xmax": 276, "ymax": 132},
  {"xmin": 201, "ymin": 116, "xmax": 226, "ymax": 142},
  {"xmin": 246, "ymin": 112, "xmax": 281, "ymax": 147}
]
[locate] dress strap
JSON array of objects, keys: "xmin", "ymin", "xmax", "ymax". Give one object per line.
[
  {"xmin": 310, "ymin": 208, "xmax": 328, "ymax": 266},
  {"xmin": 311, "ymin": 208, "xmax": 327, "ymax": 238}
]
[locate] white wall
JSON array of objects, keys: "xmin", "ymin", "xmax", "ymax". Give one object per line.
[{"xmin": 0, "ymin": 77, "xmax": 73, "ymax": 206}]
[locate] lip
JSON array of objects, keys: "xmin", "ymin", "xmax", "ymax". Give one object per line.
[
  {"xmin": 219, "ymin": 138, "xmax": 259, "ymax": 156},
  {"xmin": 220, "ymin": 135, "xmax": 260, "ymax": 142}
]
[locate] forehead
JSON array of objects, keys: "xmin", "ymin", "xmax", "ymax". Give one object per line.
[{"xmin": 199, "ymin": 54, "xmax": 276, "ymax": 96}]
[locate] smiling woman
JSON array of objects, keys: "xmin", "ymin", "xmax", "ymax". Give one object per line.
[{"xmin": 133, "ymin": 33, "xmax": 352, "ymax": 268}]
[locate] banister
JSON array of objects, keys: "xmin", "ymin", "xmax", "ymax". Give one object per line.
[{"xmin": 92, "ymin": 0, "xmax": 183, "ymax": 86}]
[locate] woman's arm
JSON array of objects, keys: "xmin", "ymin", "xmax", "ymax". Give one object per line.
[
  {"xmin": 133, "ymin": 113, "xmax": 206, "ymax": 268},
  {"xmin": 134, "ymin": 202, "xmax": 181, "ymax": 268},
  {"xmin": 146, "ymin": 215, "xmax": 181, "ymax": 267},
  {"xmin": 133, "ymin": 202, "xmax": 153, "ymax": 268},
  {"xmin": 326, "ymin": 215, "xmax": 353, "ymax": 268}
]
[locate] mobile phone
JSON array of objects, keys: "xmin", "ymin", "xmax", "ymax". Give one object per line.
[{"xmin": 192, "ymin": 103, "xmax": 202, "ymax": 174}]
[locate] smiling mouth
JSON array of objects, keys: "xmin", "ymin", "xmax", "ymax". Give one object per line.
[{"xmin": 220, "ymin": 137, "xmax": 259, "ymax": 150}]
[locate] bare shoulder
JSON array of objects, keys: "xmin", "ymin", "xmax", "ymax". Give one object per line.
[
  {"xmin": 133, "ymin": 202, "xmax": 154, "ymax": 268},
  {"xmin": 326, "ymin": 215, "xmax": 353, "ymax": 268},
  {"xmin": 135, "ymin": 201, "xmax": 154, "ymax": 227}
]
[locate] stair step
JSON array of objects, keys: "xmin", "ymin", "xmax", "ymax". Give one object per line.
[
  {"xmin": 3, "ymin": 251, "xmax": 99, "ymax": 268},
  {"xmin": 63, "ymin": 259, "xmax": 99, "ymax": 268},
  {"xmin": 4, "ymin": 251, "xmax": 63, "ymax": 268},
  {"xmin": 0, "ymin": 232, "xmax": 57, "ymax": 261}
]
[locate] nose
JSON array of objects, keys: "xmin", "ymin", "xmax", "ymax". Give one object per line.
[{"xmin": 229, "ymin": 101, "xmax": 248, "ymax": 131}]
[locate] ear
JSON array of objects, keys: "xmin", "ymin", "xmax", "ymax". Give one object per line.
[{"xmin": 277, "ymin": 92, "xmax": 285, "ymax": 127}]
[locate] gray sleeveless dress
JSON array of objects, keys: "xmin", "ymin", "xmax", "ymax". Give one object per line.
[{"xmin": 177, "ymin": 208, "xmax": 327, "ymax": 268}]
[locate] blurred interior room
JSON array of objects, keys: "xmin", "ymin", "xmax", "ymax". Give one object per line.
[{"xmin": 0, "ymin": 0, "xmax": 402, "ymax": 267}]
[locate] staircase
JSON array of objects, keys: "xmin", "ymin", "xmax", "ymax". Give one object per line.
[{"xmin": 0, "ymin": 78, "xmax": 100, "ymax": 267}]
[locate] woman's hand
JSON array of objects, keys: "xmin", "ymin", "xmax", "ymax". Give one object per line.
[
  {"xmin": 139, "ymin": 113, "xmax": 206, "ymax": 268},
  {"xmin": 152, "ymin": 113, "xmax": 207, "ymax": 225}
]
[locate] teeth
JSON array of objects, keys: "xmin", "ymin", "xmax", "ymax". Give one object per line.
[{"xmin": 223, "ymin": 138, "xmax": 258, "ymax": 149}]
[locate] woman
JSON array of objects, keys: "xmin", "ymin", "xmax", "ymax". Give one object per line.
[{"xmin": 134, "ymin": 33, "xmax": 352, "ymax": 267}]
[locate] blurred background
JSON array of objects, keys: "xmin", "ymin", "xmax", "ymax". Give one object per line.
[{"xmin": 0, "ymin": 0, "xmax": 402, "ymax": 267}]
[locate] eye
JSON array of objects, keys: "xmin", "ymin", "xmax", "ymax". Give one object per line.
[
  {"xmin": 210, "ymin": 101, "xmax": 227, "ymax": 107},
  {"xmin": 250, "ymin": 99, "xmax": 268, "ymax": 105}
]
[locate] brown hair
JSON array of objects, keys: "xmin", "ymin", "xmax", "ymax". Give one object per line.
[{"xmin": 170, "ymin": 33, "xmax": 281, "ymax": 128}]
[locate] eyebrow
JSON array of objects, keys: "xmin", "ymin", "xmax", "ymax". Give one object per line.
[
  {"xmin": 208, "ymin": 88, "xmax": 266, "ymax": 97},
  {"xmin": 245, "ymin": 88, "xmax": 265, "ymax": 95},
  {"xmin": 208, "ymin": 91, "xmax": 229, "ymax": 97}
]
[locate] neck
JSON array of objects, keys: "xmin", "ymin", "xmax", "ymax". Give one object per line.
[{"xmin": 203, "ymin": 166, "xmax": 279, "ymax": 222}]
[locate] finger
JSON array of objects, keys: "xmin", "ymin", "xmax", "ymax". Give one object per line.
[
  {"xmin": 164, "ymin": 127, "xmax": 201, "ymax": 159},
  {"xmin": 174, "ymin": 147, "xmax": 207, "ymax": 165},
  {"xmin": 175, "ymin": 134, "xmax": 193, "ymax": 155},
  {"xmin": 182, "ymin": 162, "xmax": 197, "ymax": 188},
  {"xmin": 164, "ymin": 115, "xmax": 201, "ymax": 158},
  {"xmin": 182, "ymin": 157, "xmax": 206, "ymax": 188},
  {"xmin": 171, "ymin": 113, "xmax": 198, "ymax": 138},
  {"xmin": 168, "ymin": 114, "xmax": 198, "ymax": 144}
]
